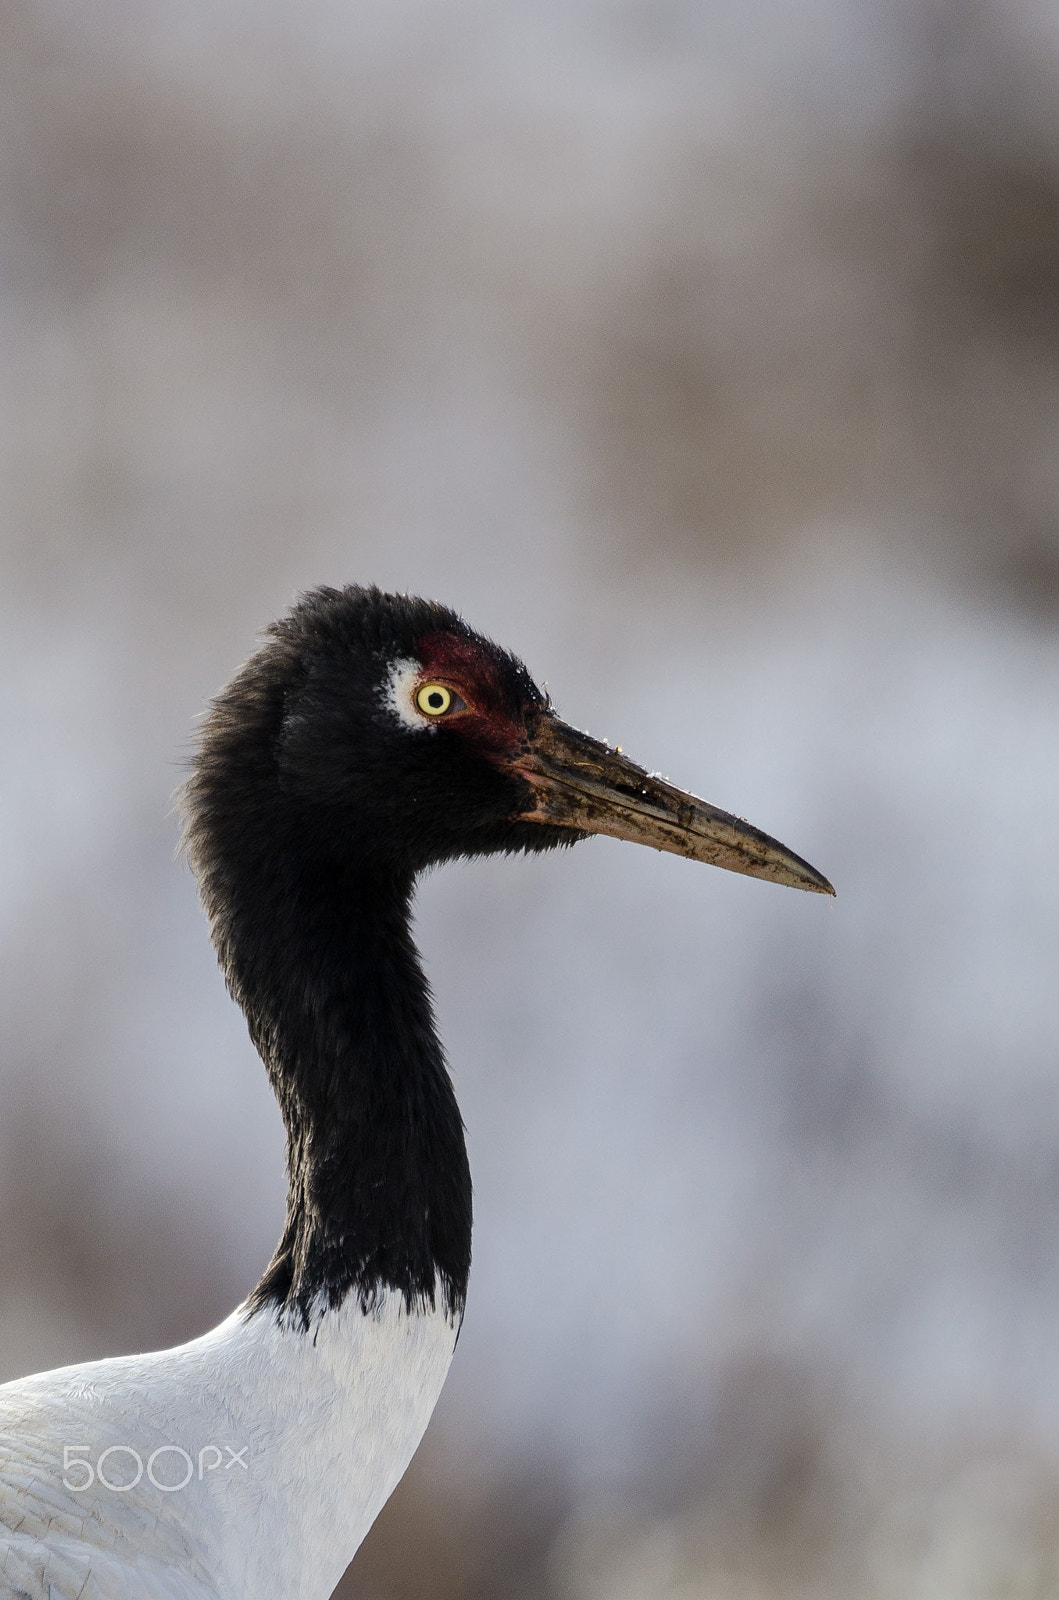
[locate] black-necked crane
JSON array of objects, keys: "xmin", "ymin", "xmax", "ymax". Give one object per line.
[{"xmin": 0, "ymin": 586, "xmax": 832, "ymax": 1599}]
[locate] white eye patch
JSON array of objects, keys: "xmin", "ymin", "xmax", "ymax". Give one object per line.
[{"xmin": 382, "ymin": 657, "xmax": 436, "ymax": 732}]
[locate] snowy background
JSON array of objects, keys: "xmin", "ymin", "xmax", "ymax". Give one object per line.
[{"xmin": 2, "ymin": 2, "xmax": 1059, "ymax": 1595}]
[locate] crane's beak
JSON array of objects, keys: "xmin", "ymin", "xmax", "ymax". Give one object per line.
[{"xmin": 510, "ymin": 713, "xmax": 834, "ymax": 895}]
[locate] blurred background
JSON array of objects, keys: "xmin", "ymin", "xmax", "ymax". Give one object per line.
[{"xmin": 2, "ymin": 0, "xmax": 1059, "ymax": 1594}]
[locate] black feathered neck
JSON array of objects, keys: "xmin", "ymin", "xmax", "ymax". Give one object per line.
[{"xmin": 182, "ymin": 587, "xmax": 526, "ymax": 1323}]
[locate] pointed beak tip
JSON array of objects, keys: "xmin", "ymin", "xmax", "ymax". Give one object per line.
[
  {"xmin": 750, "ymin": 857, "xmax": 835, "ymax": 896},
  {"xmin": 771, "ymin": 845, "xmax": 834, "ymax": 896}
]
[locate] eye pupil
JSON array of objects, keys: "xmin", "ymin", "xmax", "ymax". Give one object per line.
[{"xmin": 427, "ymin": 692, "xmax": 443, "ymax": 709}]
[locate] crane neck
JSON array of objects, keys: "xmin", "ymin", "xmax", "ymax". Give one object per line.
[{"xmin": 223, "ymin": 852, "xmax": 471, "ymax": 1326}]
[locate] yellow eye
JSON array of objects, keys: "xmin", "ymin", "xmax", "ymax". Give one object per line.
[{"xmin": 416, "ymin": 682, "xmax": 455, "ymax": 717}]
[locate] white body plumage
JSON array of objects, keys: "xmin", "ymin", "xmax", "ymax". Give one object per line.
[{"xmin": 0, "ymin": 1293, "xmax": 458, "ymax": 1600}]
